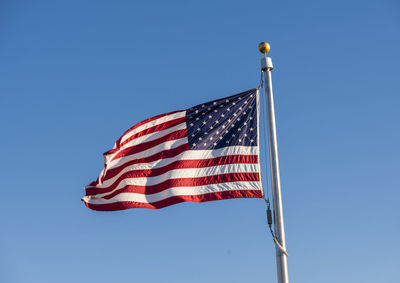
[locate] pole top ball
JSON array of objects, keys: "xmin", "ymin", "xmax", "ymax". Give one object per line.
[{"xmin": 258, "ymin": 42, "xmax": 270, "ymax": 55}]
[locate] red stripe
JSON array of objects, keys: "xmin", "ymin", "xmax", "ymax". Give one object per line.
[
  {"xmin": 84, "ymin": 190, "xmax": 263, "ymax": 211},
  {"xmin": 105, "ymin": 117, "xmax": 186, "ymax": 155},
  {"xmin": 113, "ymin": 110, "xmax": 184, "ymax": 149},
  {"xmin": 110, "ymin": 129, "xmax": 187, "ymax": 162},
  {"xmin": 90, "ymin": 155, "xmax": 259, "ymax": 195},
  {"xmin": 86, "ymin": 172, "xmax": 260, "ymax": 198}
]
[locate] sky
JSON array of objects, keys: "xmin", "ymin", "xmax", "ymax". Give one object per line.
[{"xmin": 0, "ymin": 0, "xmax": 399, "ymax": 282}]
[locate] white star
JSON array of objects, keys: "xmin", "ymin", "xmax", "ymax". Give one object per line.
[
  {"xmin": 232, "ymin": 134, "xmax": 236, "ymax": 137},
  {"xmin": 196, "ymin": 117, "xmax": 199, "ymax": 120},
  {"xmin": 239, "ymin": 139, "xmax": 242, "ymax": 142},
  {"xmin": 227, "ymin": 108, "xmax": 230, "ymax": 111},
  {"xmin": 225, "ymin": 99, "xmax": 229, "ymax": 102},
  {"xmin": 249, "ymin": 106, "xmax": 253, "ymax": 109},
  {"xmin": 238, "ymin": 97, "xmax": 242, "ymax": 100},
  {"xmin": 219, "ymin": 136, "xmax": 223, "ymax": 140},
  {"xmin": 250, "ymin": 139, "xmax": 254, "ymax": 143},
  {"xmin": 213, "ymin": 101, "xmax": 217, "ymax": 105},
  {"xmin": 222, "ymin": 125, "xmax": 226, "ymax": 128},
  {"xmin": 220, "ymin": 105, "xmax": 224, "ymax": 108},
  {"xmin": 202, "ymin": 112, "xmax": 205, "ymax": 115},
  {"xmin": 210, "ymin": 137, "xmax": 213, "ymax": 140},
  {"xmin": 214, "ymin": 142, "xmax": 217, "ymax": 146},
  {"xmin": 214, "ymin": 109, "xmax": 218, "ymax": 113},
  {"xmin": 233, "ymin": 113, "xmax": 237, "ymax": 116},
  {"xmin": 216, "ymin": 131, "xmax": 220, "ymax": 134},
  {"xmin": 238, "ymin": 128, "xmax": 241, "ymax": 131},
  {"xmin": 225, "ymin": 130, "xmax": 229, "ymax": 133},
  {"xmin": 193, "ymin": 143, "xmax": 196, "ymax": 146},
  {"xmin": 210, "ymin": 126, "xmax": 214, "ymax": 129},
  {"xmin": 202, "ymin": 104, "xmax": 205, "ymax": 107},
  {"xmin": 250, "ymin": 128, "xmax": 254, "ymax": 131},
  {"xmin": 221, "ymin": 114, "xmax": 225, "ymax": 117},
  {"xmin": 191, "ymin": 134, "xmax": 195, "ymax": 137},
  {"xmin": 244, "ymin": 101, "xmax": 248, "ymax": 104},
  {"xmin": 244, "ymin": 134, "xmax": 247, "ymax": 137},
  {"xmin": 226, "ymin": 140, "xmax": 229, "ymax": 143},
  {"xmin": 205, "ymin": 132, "xmax": 208, "ymax": 135},
  {"xmin": 204, "ymin": 143, "xmax": 207, "ymax": 146},
  {"xmin": 239, "ymin": 107, "xmax": 242, "ymax": 110},
  {"xmin": 208, "ymin": 107, "xmax": 211, "ymax": 110},
  {"xmin": 228, "ymin": 119, "xmax": 231, "ymax": 123},
  {"xmin": 243, "ymin": 111, "xmax": 247, "ymax": 115},
  {"xmin": 190, "ymin": 123, "xmax": 194, "ymax": 126},
  {"xmin": 237, "ymin": 118, "xmax": 241, "ymax": 121},
  {"xmin": 231, "ymin": 124, "xmax": 235, "ymax": 127},
  {"xmin": 203, "ymin": 121, "xmax": 207, "ymax": 125},
  {"xmin": 250, "ymin": 117, "xmax": 253, "ymax": 120},
  {"xmin": 197, "ymin": 128, "xmax": 201, "ymax": 131},
  {"xmin": 195, "ymin": 110, "xmax": 199, "ymax": 113},
  {"xmin": 250, "ymin": 94, "xmax": 253, "ymax": 97},
  {"xmin": 244, "ymin": 122, "xmax": 247, "ymax": 125},
  {"xmin": 232, "ymin": 102, "xmax": 236, "ymax": 105},
  {"xmin": 199, "ymin": 137, "xmax": 202, "ymax": 141},
  {"xmin": 208, "ymin": 115, "xmax": 212, "ymax": 119},
  {"xmin": 215, "ymin": 120, "xmax": 219, "ymax": 124}
]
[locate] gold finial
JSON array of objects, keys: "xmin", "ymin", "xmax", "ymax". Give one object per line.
[{"xmin": 258, "ymin": 42, "xmax": 270, "ymax": 55}]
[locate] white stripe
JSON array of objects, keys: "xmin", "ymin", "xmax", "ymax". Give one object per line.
[
  {"xmin": 98, "ymin": 146, "xmax": 259, "ymax": 188},
  {"xmin": 83, "ymin": 181, "xmax": 261, "ymax": 205},
  {"xmin": 92, "ymin": 163, "xmax": 259, "ymax": 198},
  {"xmin": 104, "ymin": 122, "xmax": 187, "ymax": 163},
  {"xmin": 119, "ymin": 111, "xmax": 186, "ymax": 145}
]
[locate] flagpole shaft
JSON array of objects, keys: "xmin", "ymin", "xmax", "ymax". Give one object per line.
[{"xmin": 261, "ymin": 56, "xmax": 289, "ymax": 283}]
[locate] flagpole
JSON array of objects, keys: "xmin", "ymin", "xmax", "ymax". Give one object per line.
[{"xmin": 259, "ymin": 42, "xmax": 289, "ymax": 283}]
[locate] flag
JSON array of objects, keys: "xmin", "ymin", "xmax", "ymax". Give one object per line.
[{"xmin": 82, "ymin": 89, "xmax": 263, "ymax": 211}]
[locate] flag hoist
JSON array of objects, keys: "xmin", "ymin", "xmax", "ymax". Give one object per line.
[
  {"xmin": 259, "ymin": 42, "xmax": 289, "ymax": 283},
  {"xmin": 82, "ymin": 42, "xmax": 289, "ymax": 283}
]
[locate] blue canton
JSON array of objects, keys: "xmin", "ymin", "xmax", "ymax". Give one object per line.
[{"xmin": 186, "ymin": 89, "xmax": 258, "ymax": 150}]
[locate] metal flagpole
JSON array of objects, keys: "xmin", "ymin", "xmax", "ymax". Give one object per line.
[{"xmin": 259, "ymin": 42, "xmax": 289, "ymax": 283}]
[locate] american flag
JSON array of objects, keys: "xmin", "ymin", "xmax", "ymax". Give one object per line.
[{"xmin": 82, "ymin": 89, "xmax": 263, "ymax": 211}]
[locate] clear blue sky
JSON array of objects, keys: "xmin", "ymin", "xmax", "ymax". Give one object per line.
[{"xmin": 1, "ymin": 1, "xmax": 399, "ymax": 282}]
